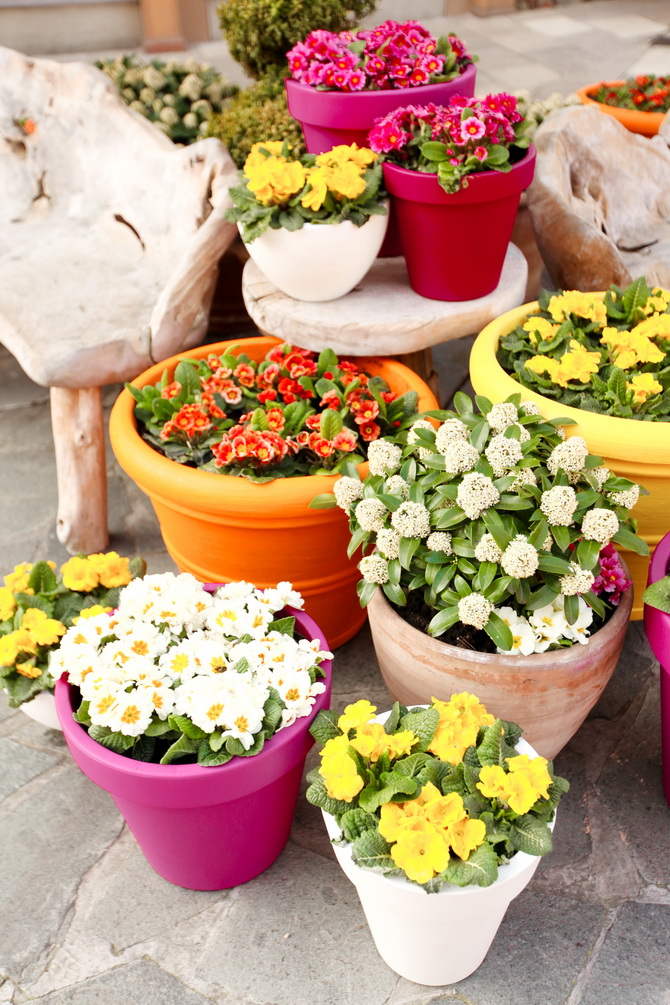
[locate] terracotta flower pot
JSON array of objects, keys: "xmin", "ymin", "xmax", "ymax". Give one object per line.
[
  {"xmin": 577, "ymin": 82, "xmax": 665, "ymax": 138},
  {"xmin": 470, "ymin": 299, "xmax": 669, "ymax": 618},
  {"xmin": 367, "ymin": 580, "xmax": 632, "ymax": 760},
  {"xmin": 382, "ymin": 147, "xmax": 536, "ymax": 301},
  {"xmin": 643, "ymin": 532, "xmax": 670, "ymax": 807},
  {"xmin": 55, "ymin": 604, "xmax": 332, "ymax": 890},
  {"xmin": 109, "ymin": 336, "xmax": 438, "ymax": 649}
]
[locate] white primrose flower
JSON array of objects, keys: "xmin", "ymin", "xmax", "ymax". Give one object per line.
[
  {"xmin": 359, "ymin": 554, "xmax": 389, "ymax": 585},
  {"xmin": 558, "ymin": 596, "xmax": 594, "ymax": 644},
  {"xmin": 367, "ymin": 439, "xmax": 403, "ymax": 476},
  {"xmin": 456, "ymin": 473, "xmax": 500, "ymax": 520},
  {"xmin": 262, "ymin": 581, "xmax": 304, "ymax": 611},
  {"xmin": 355, "ymin": 497, "xmax": 389, "ymax": 533},
  {"xmin": 458, "ymin": 593, "xmax": 493, "ymax": 630},
  {"xmin": 580, "ymin": 508, "xmax": 619, "ymax": 546},
  {"xmin": 334, "ymin": 475, "xmax": 364, "ymax": 512},
  {"xmin": 107, "ymin": 690, "xmax": 155, "ymax": 737},
  {"xmin": 499, "ymin": 616, "xmax": 537, "ymax": 655},
  {"xmin": 391, "ymin": 501, "xmax": 431, "ymax": 538},
  {"xmin": 529, "ymin": 604, "xmax": 568, "ymax": 652}
]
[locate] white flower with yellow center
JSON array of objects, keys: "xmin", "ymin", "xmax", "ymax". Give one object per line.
[
  {"xmin": 559, "ymin": 596, "xmax": 594, "ymax": 644},
  {"xmin": 107, "ymin": 690, "xmax": 155, "ymax": 737},
  {"xmin": 87, "ymin": 683, "xmax": 125, "ymax": 727},
  {"xmin": 529, "ymin": 604, "xmax": 568, "ymax": 652},
  {"xmin": 263, "ymin": 581, "xmax": 304, "ymax": 611}
]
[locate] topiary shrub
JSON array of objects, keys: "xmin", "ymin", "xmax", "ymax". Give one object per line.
[
  {"xmin": 208, "ymin": 69, "xmax": 305, "ymax": 167},
  {"xmin": 217, "ymin": 0, "xmax": 378, "ymax": 79}
]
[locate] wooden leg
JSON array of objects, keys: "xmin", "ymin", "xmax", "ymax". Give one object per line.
[{"xmin": 50, "ymin": 386, "xmax": 109, "ymax": 554}]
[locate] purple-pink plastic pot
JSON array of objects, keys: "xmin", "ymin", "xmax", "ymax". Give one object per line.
[
  {"xmin": 644, "ymin": 532, "xmax": 670, "ymax": 807},
  {"xmin": 55, "ymin": 603, "xmax": 332, "ymax": 890},
  {"xmin": 284, "ymin": 66, "xmax": 476, "ymax": 154},
  {"xmin": 285, "ymin": 67, "xmax": 477, "ymax": 259},
  {"xmin": 383, "ymin": 146, "xmax": 536, "ymax": 301}
]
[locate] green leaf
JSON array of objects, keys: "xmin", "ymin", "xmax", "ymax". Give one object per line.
[
  {"xmin": 576, "ymin": 537, "xmax": 601, "ymax": 571},
  {"xmin": 537, "ymin": 553, "xmax": 572, "ymax": 575},
  {"xmin": 73, "ymin": 700, "xmax": 91, "ymax": 725},
  {"xmin": 88, "ymin": 725, "xmax": 135, "ymax": 754},
  {"xmin": 357, "ymin": 579, "xmax": 378, "ymax": 608},
  {"xmin": 144, "ymin": 719, "xmax": 175, "ymax": 736},
  {"xmin": 564, "ymin": 593, "xmax": 580, "ymax": 625},
  {"xmin": 445, "ymin": 841, "xmax": 499, "ymax": 887},
  {"xmin": 266, "ymin": 616, "xmax": 295, "ymax": 636},
  {"xmin": 305, "ymin": 772, "xmax": 354, "ymax": 816},
  {"xmin": 420, "ymin": 140, "xmax": 449, "ymax": 162},
  {"xmin": 526, "ymin": 584, "xmax": 559, "ymax": 611},
  {"xmin": 398, "ymin": 536, "xmax": 420, "ymax": 570},
  {"xmin": 27, "ymin": 560, "xmax": 58, "ymax": 596},
  {"xmin": 131, "ymin": 735, "xmax": 156, "ymax": 762},
  {"xmin": 642, "ymin": 576, "xmax": 670, "ymax": 614},
  {"xmin": 320, "ymin": 407, "xmax": 343, "ymax": 440},
  {"xmin": 427, "ymin": 606, "xmax": 459, "ymax": 637},
  {"xmin": 173, "ymin": 359, "xmax": 202, "ymax": 399},
  {"xmin": 552, "ymin": 525, "xmax": 572, "ymax": 552},
  {"xmin": 160, "ymin": 734, "xmax": 199, "ymax": 764},
  {"xmin": 358, "ymin": 771, "xmax": 418, "ymax": 813},
  {"xmin": 350, "ymin": 828, "xmax": 397, "ymax": 874},
  {"xmin": 382, "ymin": 582, "xmax": 407, "ymax": 607},
  {"xmin": 197, "ymin": 741, "xmax": 233, "ymax": 767},
  {"xmin": 477, "ymin": 719, "xmax": 505, "ymax": 767},
  {"xmin": 399, "ymin": 706, "xmax": 440, "ymax": 751},
  {"xmin": 339, "ymin": 808, "xmax": 378, "ymax": 842},
  {"xmin": 612, "ymin": 527, "xmax": 650, "ymax": 556},
  {"xmin": 209, "ymin": 731, "xmax": 225, "ymax": 751},
  {"xmin": 167, "ymin": 714, "xmax": 207, "ymax": 740},
  {"xmin": 309, "ymin": 493, "xmax": 337, "ymax": 509},
  {"xmin": 483, "ymin": 612, "xmax": 514, "ymax": 651},
  {"xmin": 509, "ymin": 815, "xmax": 554, "ymax": 856},
  {"xmin": 347, "ymin": 527, "xmax": 369, "ymax": 560},
  {"xmin": 309, "ymin": 709, "xmax": 341, "ymax": 745}
]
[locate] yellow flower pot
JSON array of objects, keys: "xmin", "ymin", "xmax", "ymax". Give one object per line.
[{"xmin": 470, "ymin": 299, "xmax": 668, "ymax": 618}]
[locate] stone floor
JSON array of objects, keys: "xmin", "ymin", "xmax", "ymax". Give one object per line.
[{"xmin": 2, "ymin": 0, "xmax": 670, "ymax": 1001}]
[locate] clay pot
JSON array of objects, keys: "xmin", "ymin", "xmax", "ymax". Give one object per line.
[
  {"xmin": 470, "ymin": 298, "xmax": 669, "ymax": 618},
  {"xmin": 367, "ymin": 580, "xmax": 633, "ymax": 760},
  {"xmin": 577, "ymin": 82, "xmax": 665, "ymax": 138},
  {"xmin": 109, "ymin": 336, "xmax": 438, "ymax": 649}
]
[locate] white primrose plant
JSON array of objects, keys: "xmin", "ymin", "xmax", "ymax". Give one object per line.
[
  {"xmin": 313, "ymin": 393, "xmax": 647, "ymax": 653},
  {"xmin": 50, "ymin": 573, "xmax": 331, "ymax": 764}
]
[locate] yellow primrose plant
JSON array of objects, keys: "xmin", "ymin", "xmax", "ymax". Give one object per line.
[
  {"xmin": 225, "ymin": 140, "xmax": 388, "ymax": 243},
  {"xmin": 0, "ymin": 554, "xmax": 145, "ymax": 708},
  {"xmin": 307, "ymin": 693, "xmax": 569, "ymax": 889},
  {"xmin": 498, "ymin": 278, "xmax": 670, "ymax": 420}
]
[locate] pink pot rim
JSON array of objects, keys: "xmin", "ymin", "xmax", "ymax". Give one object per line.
[
  {"xmin": 644, "ymin": 532, "xmax": 670, "ymax": 664},
  {"xmin": 382, "ymin": 145, "xmax": 536, "ymax": 206},
  {"xmin": 55, "ymin": 603, "xmax": 332, "ymax": 804},
  {"xmin": 284, "ymin": 65, "xmax": 476, "ymax": 130}
]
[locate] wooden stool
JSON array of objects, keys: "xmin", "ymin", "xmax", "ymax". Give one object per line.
[{"xmin": 241, "ymin": 246, "xmax": 528, "ymax": 403}]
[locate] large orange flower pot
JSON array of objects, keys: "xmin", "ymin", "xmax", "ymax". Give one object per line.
[
  {"xmin": 109, "ymin": 337, "xmax": 438, "ymax": 648},
  {"xmin": 576, "ymin": 82, "xmax": 665, "ymax": 138}
]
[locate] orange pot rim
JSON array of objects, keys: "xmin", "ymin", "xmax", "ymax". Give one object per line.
[
  {"xmin": 109, "ymin": 335, "xmax": 438, "ymax": 517},
  {"xmin": 469, "ymin": 299, "xmax": 670, "ymax": 460},
  {"xmin": 577, "ymin": 81, "xmax": 665, "ymax": 134}
]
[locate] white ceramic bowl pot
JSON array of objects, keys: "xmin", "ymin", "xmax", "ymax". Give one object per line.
[
  {"xmin": 19, "ymin": 690, "xmax": 61, "ymax": 730},
  {"xmin": 323, "ymin": 733, "xmax": 555, "ymax": 987},
  {"xmin": 239, "ymin": 209, "xmax": 389, "ymax": 302}
]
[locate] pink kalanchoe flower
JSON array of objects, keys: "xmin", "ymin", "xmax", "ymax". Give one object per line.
[{"xmin": 592, "ymin": 544, "xmax": 631, "ymax": 606}]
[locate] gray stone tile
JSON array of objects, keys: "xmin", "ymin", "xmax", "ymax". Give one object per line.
[
  {"xmin": 537, "ymin": 746, "xmax": 591, "ymax": 876},
  {"xmin": 81, "ymin": 836, "xmax": 221, "ymax": 952},
  {"xmin": 0, "ymin": 768, "xmax": 123, "ymax": 982},
  {"xmin": 456, "ymin": 891, "xmax": 607, "ymax": 1003},
  {"xmin": 31, "ymin": 960, "xmax": 212, "ymax": 1004},
  {"xmin": 0, "ymin": 736, "xmax": 58, "ymax": 799},
  {"xmin": 0, "ymin": 346, "xmax": 49, "ymax": 408},
  {"xmin": 587, "ymin": 622, "xmax": 657, "ymax": 724},
  {"xmin": 0, "ymin": 690, "xmax": 19, "ymax": 723},
  {"xmin": 196, "ymin": 842, "xmax": 398, "ymax": 1005},
  {"xmin": 579, "ymin": 903, "xmax": 670, "ymax": 1005}
]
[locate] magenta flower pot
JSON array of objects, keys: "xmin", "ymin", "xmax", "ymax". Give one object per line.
[
  {"xmin": 285, "ymin": 66, "xmax": 476, "ymax": 155},
  {"xmin": 383, "ymin": 146, "xmax": 536, "ymax": 301},
  {"xmin": 644, "ymin": 532, "xmax": 670, "ymax": 807},
  {"xmin": 285, "ymin": 67, "xmax": 477, "ymax": 259},
  {"xmin": 55, "ymin": 606, "xmax": 332, "ymax": 890}
]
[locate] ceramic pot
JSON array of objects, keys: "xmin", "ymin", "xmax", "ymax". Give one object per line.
[
  {"xmin": 240, "ymin": 210, "xmax": 388, "ymax": 302},
  {"xmin": 323, "ymin": 731, "xmax": 554, "ymax": 985},
  {"xmin": 109, "ymin": 336, "xmax": 438, "ymax": 649},
  {"xmin": 577, "ymin": 82, "xmax": 665, "ymax": 137},
  {"xmin": 469, "ymin": 298, "xmax": 668, "ymax": 617},
  {"xmin": 643, "ymin": 531, "xmax": 670, "ymax": 807},
  {"xmin": 18, "ymin": 690, "xmax": 61, "ymax": 730},
  {"xmin": 382, "ymin": 147, "xmax": 536, "ymax": 301},
  {"xmin": 55, "ymin": 604, "xmax": 332, "ymax": 890},
  {"xmin": 367, "ymin": 579, "xmax": 632, "ymax": 760}
]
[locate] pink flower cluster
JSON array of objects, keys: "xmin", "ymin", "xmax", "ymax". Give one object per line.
[
  {"xmin": 592, "ymin": 544, "xmax": 632, "ymax": 607},
  {"xmin": 286, "ymin": 20, "xmax": 472, "ymax": 92},
  {"xmin": 368, "ymin": 94, "xmax": 522, "ymax": 164}
]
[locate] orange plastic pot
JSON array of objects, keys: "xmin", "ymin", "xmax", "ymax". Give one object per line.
[
  {"xmin": 109, "ymin": 337, "xmax": 438, "ymax": 649},
  {"xmin": 577, "ymin": 82, "xmax": 665, "ymax": 138}
]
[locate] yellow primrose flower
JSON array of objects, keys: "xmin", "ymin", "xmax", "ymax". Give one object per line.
[
  {"xmin": 555, "ymin": 341, "xmax": 601, "ymax": 386},
  {"xmin": 506, "ymin": 754, "xmax": 552, "ymax": 800},
  {"xmin": 337, "ymin": 699, "xmax": 377, "ymax": 732},
  {"xmin": 301, "ymin": 167, "xmax": 328, "ymax": 212},
  {"xmin": 627, "ymin": 372, "xmax": 664, "ymax": 403},
  {"xmin": 379, "ymin": 799, "xmax": 425, "ymax": 842},
  {"xmin": 427, "ymin": 693, "xmax": 494, "ymax": 765},
  {"xmin": 4, "ymin": 563, "xmax": 33, "ymax": 594},
  {"xmin": 320, "ymin": 733, "xmax": 351, "ymax": 762},
  {"xmin": 448, "ymin": 692, "xmax": 495, "ymax": 728},
  {"xmin": 640, "ymin": 288, "xmax": 670, "ymax": 316},
  {"xmin": 423, "ymin": 791, "xmax": 467, "ymax": 831},
  {"xmin": 315, "ymin": 143, "xmax": 376, "ymax": 169},
  {"xmin": 322, "ymin": 160, "xmax": 366, "ymax": 201},
  {"xmin": 601, "ymin": 328, "xmax": 665, "ymax": 370},
  {"xmin": 243, "ymin": 141, "xmax": 287, "ymax": 174},
  {"xmin": 447, "ymin": 816, "xmax": 487, "ymax": 860},
  {"xmin": 29, "ymin": 617, "xmax": 67, "ymax": 647},
  {"xmin": 16, "ymin": 661, "xmax": 42, "ymax": 679},
  {"xmin": 0, "ymin": 586, "xmax": 17, "ymax": 622},
  {"xmin": 476, "ymin": 764, "xmax": 510, "ymax": 801},
  {"xmin": 349, "ymin": 721, "xmax": 390, "ymax": 761},
  {"xmin": 547, "ymin": 292, "xmax": 607, "ymax": 325},
  {"xmin": 319, "ymin": 749, "xmax": 363, "ymax": 802},
  {"xmin": 525, "ymin": 355, "xmax": 562, "ymax": 381},
  {"xmin": 60, "ymin": 556, "xmax": 100, "ymax": 593},
  {"xmin": 74, "ymin": 604, "xmax": 113, "ymax": 622},
  {"xmin": 0, "ymin": 633, "xmax": 21, "ymax": 666},
  {"xmin": 87, "ymin": 551, "xmax": 132, "ymax": 589},
  {"xmin": 246, "ymin": 157, "xmax": 306, "ymax": 207},
  {"xmin": 20, "ymin": 607, "xmax": 47, "ymax": 630},
  {"xmin": 522, "ymin": 317, "xmax": 559, "ymax": 346},
  {"xmin": 504, "ymin": 770, "xmax": 543, "ymax": 815},
  {"xmin": 390, "ymin": 819, "xmax": 450, "ymax": 884},
  {"xmin": 383, "ymin": 729, "xmax": 416, "ymax": 760}
]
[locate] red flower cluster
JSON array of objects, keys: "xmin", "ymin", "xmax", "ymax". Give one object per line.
[
  {"xmin": 592, "ymin": 544, "xmax": 632, "ymax": 607},
  {"xmin": 593, "ymin": 75, "xmax": 670, "ymax": 113},
  {"xmin": 287, "ymin": 20, "xmax": 473, "ymax": 92}
]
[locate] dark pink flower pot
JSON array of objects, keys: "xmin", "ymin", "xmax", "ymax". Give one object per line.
[
  {"xmin": 383, "ymin": 146, "xmax": 536, "ymax": 301},
  {"xmin": 285, "ymin": 66, "xmax": 477, "ymax": 258},
  {"xmin": 644, "ymin": 532, "xmax": 670, "ymax": 807},
  {"xmin": 55, "ymin": 605, "xmax": 332, "ymax": 890}
]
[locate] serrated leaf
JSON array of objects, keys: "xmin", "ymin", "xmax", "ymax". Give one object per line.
[
  {"xmin": 350, "ymin": 828, "xmax": 397, "ymax": 874},
  {"xmin": 509, "ymin": 815, "xmax": 554, "ymax": 856},
  {"xmin": 160, "ymin": 734, "xmax": 198, "ymax": 764},
  {"xmin": 477, "ymin": 719, "xmax": 505, "ymax": 766},
  {"xmin": 305, "ymin": 772, "xmax": 357, "ymax": 816},
  {"xmin": 131, "ymin": 735, "xmax": 156, "ymax": 762},
  {"xmin": 266, "ymin": 616, "xmax": 295, "ymax": 636},
  {"xmin": 358, "ymin": 771, "xmax": 418, "ymax": 813},
  {"xmin": 167, "ymin": 714, "xmax": 207, "ymax": 740},
  {"xmin": 445, "ymin": 841, "xmax": 499, "ymax": 887},
  {"xmin": 28, "ymin": 560, "xmax": 58, "ymax": 596},
  {"xmin": 339, "ymin": 808, "xmax": 378, "ymax": 842},
  {"xmin": 399, "ymin": 706, "xmax": 439, "ymax": 750},
  {"xmin": 88, "ymin": 725, "xmax": 134, "ymax": 754}
]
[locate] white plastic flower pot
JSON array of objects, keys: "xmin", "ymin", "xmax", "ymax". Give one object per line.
[
  {"xmin": 240, "ymin": 209, "xmax": 388, "ymax": 302},
  {"xmin": 323, "ymin": 736, "xmax": 555, "ymax": 986},
  {"xmin": 18, "ymin": 690, "xmax": 61, "ymax": 730}
]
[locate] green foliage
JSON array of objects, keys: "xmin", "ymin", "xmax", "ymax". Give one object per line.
[
  {"xmin": 642, "ymin": 575, "xmax": 670, "ymax": 614},
  {"xmin": 217, "ymin": 0, "xmax": 378, "ymax": 78}
]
